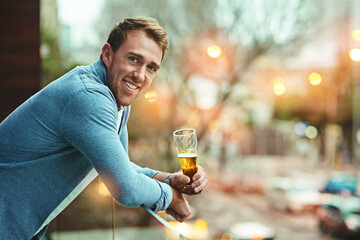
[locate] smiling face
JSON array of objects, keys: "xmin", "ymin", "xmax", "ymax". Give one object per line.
[{"xmin": 101, "ymin": 30, "xmax": 162, "ymax": 108}]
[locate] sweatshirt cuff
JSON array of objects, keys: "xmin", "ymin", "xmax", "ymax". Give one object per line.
[{"xmin": 150, "ymin": 180, "xmax": 173, "ymax": 212}]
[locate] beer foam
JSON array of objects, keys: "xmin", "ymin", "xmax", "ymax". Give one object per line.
[{"xmin": 178, "ymin": 153, "xmax": 197, "ymax": 158}]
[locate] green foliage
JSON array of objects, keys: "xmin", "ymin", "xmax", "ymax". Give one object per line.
[
  {"xmin": 40, "ymin": 27, "xmax": 66, "ymax": 87},
  {"xmin": 40, "ymin": 25, "xmax": 84, "ymax": 87}
]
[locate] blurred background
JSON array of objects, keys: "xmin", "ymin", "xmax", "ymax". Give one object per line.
[{"xmin": 2, "ymin": 0, "xmax": 360, "ymax": 239}]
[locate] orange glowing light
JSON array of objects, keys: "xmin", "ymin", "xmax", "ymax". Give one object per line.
[
  {"xmin": 194, "ymin": 219, "xmax": 208, "ymax": 231},
  {"xmin": 144, "ymin": 91, "xmax": 158, "ymax": 102},
  {"xmin": 273, "ymin": 83, "xmax": 286, "ymax": 96},
  {"xmin": 351, "ymin": 29, "xmax": 360, "ymax": 41},
  {"xmin": 250, "ymin": 230, "xmax": 266, "ymax": 240},
  {"xmin": 98, "ymin": 181, "xmax": 111, "ymax": 197},
  {"xmin": 349, "ymin": 48, "xmax": 360, "ymax": 62},
  {"xmin": 309, "ymin": 72, "xmax": 322, "ymax": 85},
  {"xmin": 251, "ymin": 237, "xmax": 264, "ymax": 240},
  {"xmin": 207, "ymin": 45, "xmax": 222, "ymax": 58},
  {"xmin": 165, "ymin": 221, "xmax": 178, "ymax": 235}
]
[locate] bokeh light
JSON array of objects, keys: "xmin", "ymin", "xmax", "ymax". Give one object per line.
[
  {"xmin": 305, "ymin": 126, "xmax": 318, "ymax": 139},
  {"xmin": 309, "ymin": 72, "xmax": 322, "ymax": 85},
  {"xmin": 273, "ymin": 83, "xmax": 286, "ymax": 96},
  {"xmin": 189, "ymin": 75, "xmax": 218, "ymax": 109},
  {"xmin": 165, "ymin": 221, "xmax": 178, "ymax": 236},
  {"xmin": 207, "ymin": 45, "xmax": 222, "ymax": 58},
  {"xmin": 176, "ymin": 222, "xmax": 190, "ymax": 236},
  {"xmin": 294, "ymin": 122, "xmax": 307, "ymax": 136},
  {"xmin": 349, "ymin": 48, "xmax": 360, "ymax": 62},
  {"xmin": 194, "ymin": 219, "xmax": 208, "ymax": 231},
  {"xmin": 144, "ymin": 91, "xmax": 158, "ymax": 102},
  {"xmin": 273, "ymin": 77, "xmax": 286, "ymax": 96},
  {"xmin": 98, "ymin": 181, "xmax": 111, "ymax": 197},
  {"xmin": 351, "ymin": 29, "xmax": 360, "ymax": 41}
]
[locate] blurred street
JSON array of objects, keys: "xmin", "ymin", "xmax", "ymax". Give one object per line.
[
  {"xmin": 183, "ymin": 154, "xmax": 347, "ymax": 240},
  {"xmin": 189, "ymin": 182, "xmax": 335, "ymax": 240},
  {"xmin": 48, "ymin": 171, "xmax": 339, "ymax": 240}
]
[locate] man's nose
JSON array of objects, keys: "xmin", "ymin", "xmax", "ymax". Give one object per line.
[{"xmin": 133, "ymin": 66, "xmax": 146, "ymax": 82}]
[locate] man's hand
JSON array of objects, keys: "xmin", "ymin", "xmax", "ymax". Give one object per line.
[
  {"xmin": 170, "ymin": 165, "xmax": 208, "ymax": 194},
  {"xmin": 166, "ymin": 187, "xmax": 192, "ymax": 222}
]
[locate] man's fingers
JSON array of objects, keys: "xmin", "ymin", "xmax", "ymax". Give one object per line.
[
  {"xmin": 194, "ymin": 178, "xmax": 208, "ymax": 193},
  {"xmin": 165, "ymin": 208, "xmax": 178, "ymax": 221},
  {"xmin": 166, "ymin": 208, "xmax": 187, "ymax": 222},
  {"xmin": 192, "ymin": 165, "xmax": 204, "ymax": 181},
  {"xmin": 191, "ymin": 167, "xmax": 206, "ymax": 188}
]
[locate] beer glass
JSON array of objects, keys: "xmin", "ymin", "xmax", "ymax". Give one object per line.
[{"xmin": 173, "ymin": 128, "xmax": 198, "ymax": 194}]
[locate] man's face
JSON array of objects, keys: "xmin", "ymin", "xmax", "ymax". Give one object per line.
[{"xmin": 102, "ymin": 30, "xmax": 162, "ymax": 107}]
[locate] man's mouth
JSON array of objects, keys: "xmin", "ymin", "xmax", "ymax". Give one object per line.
[{"xmin": 124, "ymin": 80, "xmax": 139, "ymax": 91}]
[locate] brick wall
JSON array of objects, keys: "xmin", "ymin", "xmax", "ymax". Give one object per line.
[{"xmin": 0, "ymin": 0, "xmax": 40, "ymax": 121}]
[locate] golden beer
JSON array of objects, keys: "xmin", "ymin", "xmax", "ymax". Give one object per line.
[
  {"xmin": 173, "ymin": 128, "xmax": 199, "ymax": 194},
  {"xmin": 178, "ymin": 153, "xmax": 198, "ymax": 194}
]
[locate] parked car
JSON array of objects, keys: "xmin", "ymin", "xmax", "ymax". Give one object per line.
[
  {"xmin": 321, "ymin": 172, "xmax": 357, "ymax": 195},
  {"xmin": 267, "ymin": 177, "xmax": 322, "ymax": 213},
  {"xmin": 317, "ymin": 194, "xmax": 360, "ymax": 239}
]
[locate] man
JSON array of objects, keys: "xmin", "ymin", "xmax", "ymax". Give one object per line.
[{"xmin": 0, "ymin": 17, "xmax": 207, "ymax": 239}]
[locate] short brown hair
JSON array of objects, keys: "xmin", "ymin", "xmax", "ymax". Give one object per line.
[{"xmin": 106, "ymin": 17, "xmax": 169, "ymax": 60}]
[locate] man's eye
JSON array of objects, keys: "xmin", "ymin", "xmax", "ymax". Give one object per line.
[
  {"xmin": 129, "ymin": 56, "xmax": 137, "ymax": 62},
  {"xmin": 148, "ymin": 65, "xmax": 157, "ymax": 72}
]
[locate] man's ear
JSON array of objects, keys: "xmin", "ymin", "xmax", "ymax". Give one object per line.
[{"xmin": 101, "ymin": 43, "xmax": 112, "ymax": 66}]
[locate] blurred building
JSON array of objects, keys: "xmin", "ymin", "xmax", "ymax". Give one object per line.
[
  {"xmin": 0, "ymin": 0, "xmax": 40, "ymax": 121},
  {"xmin": 40, "ymin": 0, "xmax": 59, "ymax": 32}
]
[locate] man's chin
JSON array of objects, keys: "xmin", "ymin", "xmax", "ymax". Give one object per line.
[{"xmin": 117, "ymin": 98, "xmax": 136, "ymax": 107}]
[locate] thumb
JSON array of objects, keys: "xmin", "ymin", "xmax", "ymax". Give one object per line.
[
  {"xmin": 171, "ymin": 173, "xmax": 190, "ymax": 190},
  {"xmin": 178, "ymin": 174, "xmax": 190, "ymax": 184}
]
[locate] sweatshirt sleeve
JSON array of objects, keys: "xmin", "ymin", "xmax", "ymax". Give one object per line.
[
  {"xmin": 60, "ymin": 89, "xmax": 172, "ymax": 211},
  {"xmin": 118, "ymin": 112, "xmax": 160, "ymax": 178},
  {"xmin": 130, "ymin": 162, "xmax": 160, "ymax": 178}
]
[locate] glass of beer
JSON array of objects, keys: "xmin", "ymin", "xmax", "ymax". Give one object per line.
[{"xmin": 173, "ymin": 128, "xmax": 198, "ymax": 194}]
